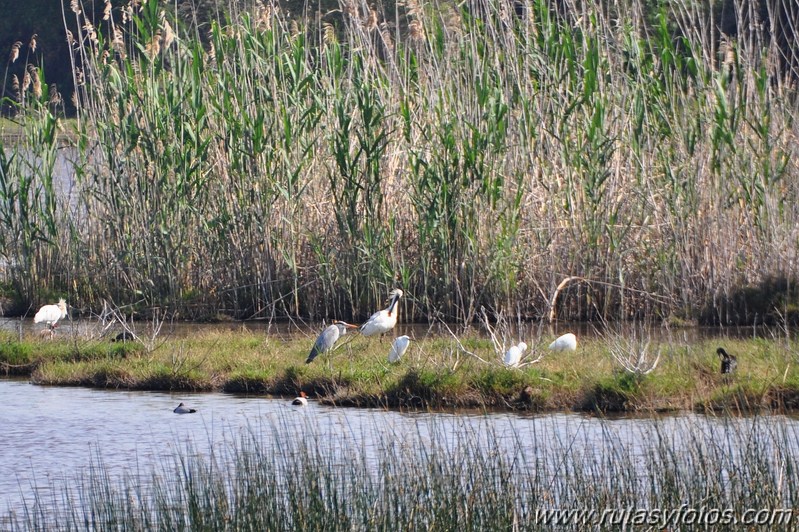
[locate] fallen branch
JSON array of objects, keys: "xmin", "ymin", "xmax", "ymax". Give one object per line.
[{"xmin": 440, "ymin": 320, "xmax": 490, "ymax": 365}]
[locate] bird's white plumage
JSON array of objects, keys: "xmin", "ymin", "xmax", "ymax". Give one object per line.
[
  {"xmin": 503, "ymin": 341, "xmax": 527, "ymax": 367},
  {"xmin": 548, "ymin": 333, "xmax": 577, "ymax": 352},
  {"xmin": 173, "ymin": 402, "xmax": 197, "ymax": 414},
  {"xmin": 34, "ymin": 298, "xmax": 67, "ymax": 329},
  {"xmin": 388, "ymin": 335, "xmax": 410, "ymax": 363},
  {"xmin": 292, "ymin": 392, "xmax": 308, "ymax": 406},
  {"xmin": 361, "ymin": 289, "xmax": 403, "ymax": 337}
]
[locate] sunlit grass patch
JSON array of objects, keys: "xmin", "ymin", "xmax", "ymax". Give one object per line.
[{"xmin": 4, "ymin": 330, "xmax": 799, "ymax": 413}]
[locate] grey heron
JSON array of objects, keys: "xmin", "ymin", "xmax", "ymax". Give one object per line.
[{"xmin": 306, "ymin": 321, "xmax": 358, "ymax": 364}]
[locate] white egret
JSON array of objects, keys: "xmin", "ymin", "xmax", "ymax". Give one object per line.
[
  {"xmin": 716, "ymin": 347, "xmax": 737, "ymax": 374},
  {"xmin": 503, "ymin": 341, "xmax": 528, "ymax": 367},
  {"xmin": 306, "ymin": 321, "xmax": 358, "ymax": 364},
  {"xmin": 173, "ymin": 402, "xmax": 197, "ymax": 414},
  {"xmin": 34, "ymin": 298, "xmax": 68, "ymax": 330},
  {"xmin": 388, "ymin": 335, "xmax": 410, "ymax": 363},
  {"xmin": 360, "ymin": 288, "xmax": 403, "ymax": 337},
  {"xmin": 292, "ymin": 391, "xmax": 309, "ymax": 406},
  {"xmin": 548, "ymin": 333, "xmax": 577, "ymax": 352}
]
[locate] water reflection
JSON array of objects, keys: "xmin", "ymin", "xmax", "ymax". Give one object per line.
[{"xmin": 0, "ymin": 315, "xmax": 781, "ymax": 344}]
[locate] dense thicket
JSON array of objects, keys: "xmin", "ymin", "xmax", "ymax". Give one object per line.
[{"xmin": 1, "ymin": 0, "xmax": 798, "ymax": 325}]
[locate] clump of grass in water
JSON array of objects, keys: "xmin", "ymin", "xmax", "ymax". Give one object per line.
[{"xmin": 6, "ymin": 414, "xmax": 799, "ymax": 530}]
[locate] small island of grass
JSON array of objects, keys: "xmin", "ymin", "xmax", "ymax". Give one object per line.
[{"xmin": 2, "ymin": 329, "xmax": 797, "ymax": 415}]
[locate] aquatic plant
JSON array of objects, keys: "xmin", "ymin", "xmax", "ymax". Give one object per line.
[
  {"xmin": 5, "ymin": 412, "xmax": 799, "ymax": 531},
  {"xmin": 0, "ymin": 0, "xmax": 797, "ymax": 325}
]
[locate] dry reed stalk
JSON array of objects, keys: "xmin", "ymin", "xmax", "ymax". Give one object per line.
[
  {"xmin": 28, "ymin": 65, "xmax": 41, "ymax": 99},
  {"xmin": 9, "ymin": 41, "xmax": 22, "ymax": 63},
  {"xmin": 548, "ymin": 276, "xmax": 583, "ymax": 323},
  {"xmin": 1, "ymin": 0, "xmax": 795, "ymax": 324}
]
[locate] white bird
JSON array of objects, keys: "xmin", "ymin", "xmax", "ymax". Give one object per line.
[
  {"xmin": 548, "ymin": 333, "xmax": 577, "ymax": 352},
  {"xmin": 292, "ymin": 391, "xmax": 308, "ymax": 406},
  {"xmin": 388, "ymin": 335, "xmax": 410, "ymax": 363},
  {"xmin": 306, "ymin": 321, "xmax": 358, "ymax": 364},
  {"xmin": 173, "ymin": 402, "xmax": 197, "ymax": 414},
  {"xmin": 34, "ymin": 298, "xmax": 68, "ymax": 330},
  {"xmin": 503, "ymin": 341, "xmax": 528, "ymax": 367},
  {"xmin": 360, "ymin": 288, "xmax": 403, "ymax": 337}
]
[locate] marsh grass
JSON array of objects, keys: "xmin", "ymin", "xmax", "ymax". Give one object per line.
[
  {"xmin": 5, "ymin": 411, "xmax": 799, "ymax": 531},
  {"xmin": 0, "ymin": 0, "xmax": 797, "ymax": 324},
  {"xmin": 3, "ymin": 329, "xmax": 799, "ymax": 413}
]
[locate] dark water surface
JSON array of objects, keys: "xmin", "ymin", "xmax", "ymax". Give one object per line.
[{"xmin": 0, "ymin": 315, "xmax": 779, "ymax": 345}]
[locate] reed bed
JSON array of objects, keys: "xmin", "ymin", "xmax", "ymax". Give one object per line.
[
  {"xmin": 4, "ymin": 411, "xmax": 799, "ymax": 530},
  {"xmin": 0, "ymin": 0, "xmax": 798, "ymax": 325}
]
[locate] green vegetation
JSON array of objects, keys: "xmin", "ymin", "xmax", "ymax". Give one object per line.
[
  {"xmin": 5, "ymin": 410, "xmax": 799, "ymax": 530},
  {"xmin": 3, "ymin": 329, "xmax": 799, "ymax": 414},
  {"xmin": 0, "ymin": 0, "xmax": 798, "ymax": 326}
]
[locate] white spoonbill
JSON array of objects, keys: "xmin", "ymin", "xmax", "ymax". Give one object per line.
[
  {"xmin": 388, "ymin": 335, "xmax": 410, "ymax": 363},
  {"xmin": 503, "ymin": 341, "xmax": 528, "ymax": 367},
  {"xmin": 173, "ymin": 402, "xmax": 197, "ymax": 414},
  {"xmin": 306, "ymin": 321, "xmax": 358, "ymax": 364},
  {"xmin": 548, "ymin": 333, "xmax": 577, "ymax": 352},
  {"xmin": 360, "ymin": 288, "xmax": 403, "ymax": 337},
  {"xmin": 292, "ymin": 391, "xmax": 309, "ymax": 406},
  {"xmin": 34, "ymin": 298, "xmax": 68, "ymax": 330}
]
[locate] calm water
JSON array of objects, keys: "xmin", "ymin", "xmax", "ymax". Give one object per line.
[
  {"xmin": 0, "ymin": 315, "xmax": 778, "ymax": 345},
  {"xmin": 2, "ymin": 378, "xmax": 799, "ymax": 524}
]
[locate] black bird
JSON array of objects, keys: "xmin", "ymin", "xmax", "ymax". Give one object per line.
[
  {"xmin": 716, "ymin": 347, "xmax": 737, "ymax": 375},
  {"xmin": 111, "ymin": 331, "xmax": 136, "ymax": 342}
]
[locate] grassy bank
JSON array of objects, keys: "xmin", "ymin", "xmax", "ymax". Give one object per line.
[
  {"xmin": 5, "ymin": 410, "xmax": 799, "ymax": 531},
  {"xmin": 0, "ymin": 0, "xmax": 797, "ymax": 324},
  {"xmin": 2, "ymin": 328, "xmax": 798, "ymax": 414}
]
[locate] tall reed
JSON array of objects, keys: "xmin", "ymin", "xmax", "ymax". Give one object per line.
[
  {"xmin": 5, "ymin": 414, "xmax": 799, "ymax": 530},
  {"xmin": 0, "ymin": 0, "xmax": 797, "ymax": 324}
]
